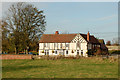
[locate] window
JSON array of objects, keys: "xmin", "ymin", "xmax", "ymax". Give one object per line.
[
  {"xmin": 55, "ymin": 50, "xmax": 57, "ymax": 54},
  {"xmin": 44, "ymin": 43, "xmax": 50, "ymax": 48},
  {"xmin": 77, "ymin": 41, "xmax": 80, "ymax": 48},
  {"xmin": 59, "ymin": 50, "xmax": 64, "ymax": 55},
  {"xmin": 44, "ymin": 43, "xmax": 46, "ymax": 47},
  {"xmin": 66, "ymin": 50, "xmax": 68, "ymax": 54},
  {"xmin": 44, "ymin": 50, "xmax": 47, "ymax": 55},
  {"xmin": 44, "ymin": 43, "xmax": 47, "ymax": 47},
  {"xmin": 81, "ymin": 50, "xmax": 83, "ymax": 56},
  {"xmin": 77, "ymin": 50, "xmax": 79, "ymax": 55},
  {"xmin": 66, "ymin": 43, "xmax": 69, "ymax": 47},
  {"xmin": 45, "ymin": 50, "xmax": 49, "ymax": 55},
  {"xmin": 47, "ymin": 50, "xmax": 49, "ymax": 55},
  {"xmin": 60, "ymin": 43, "xmax": 62, "ymax": 48},
  {"xmin": 47, "ymin": 43, "xmax": 50, "ymax": 48},
  {"xmin": 55, "ymin": 43, "xmax": 58, "ymax": 47}
]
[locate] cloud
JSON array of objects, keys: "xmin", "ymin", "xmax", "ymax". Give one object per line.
[{"xmin": 96, "ymin": 14, "xmax": 117, "ymax": 21}]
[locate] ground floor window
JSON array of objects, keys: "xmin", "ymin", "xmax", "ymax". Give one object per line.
[
  {"xmin": 45, "ymin": 50, "xmax": 49, "ymax": 55},
  {"xmin": 59, "ymin": 50, "xmax": 64, "ymax": 55},
  {"xmin": 55, "ymin": 50, "xmax": 57, "ymax": 54},
  {"xmin": 47, "ymin": 50, "xmax": 49, "ymax": 55},
  {"xmin": 66, "ymin": 50, "xmax": 68, "ymax": 54},
  {"xmin": 81, "ymin": 50, "xmax": 83, "ymax": 56},
  {"xmin": 77, "ymin": 50, "xmax": 79, "ymax": 55}
]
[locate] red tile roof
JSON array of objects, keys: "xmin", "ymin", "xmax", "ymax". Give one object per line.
[
  {"xmin": 39, "ymin": 34, "xmax": 77, "ymax": 43},
  {"xmin": 39, "ymin": 33, "xmax": 100, "ymax": 44}
]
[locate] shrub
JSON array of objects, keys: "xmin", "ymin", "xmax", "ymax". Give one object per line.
[
  {"xmin": 93, "ymin": 48, "xmax": 102, "ymax": 55},
  {"xmin": 41, "ymin": 50, "xmax": 44, "ymax": 53},
  {"xmin": 71, "ymin": 50, "xmax": 74, "ymax": 53},
  {"xmin": 33, "ymin": 52, "xmax": 38, "ymax": 55},
  {"xmin": 87, "ymin": 49, "xmax": 94, "ymax": 55},
  {"xmin": 52, "ymin": 50, "xmax": 54, "ymax": 53}
]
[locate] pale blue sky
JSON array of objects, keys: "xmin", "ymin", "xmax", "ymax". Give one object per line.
[{"xmin": 2, "ymin": 2, "xmax": 118, "ymax": 43}]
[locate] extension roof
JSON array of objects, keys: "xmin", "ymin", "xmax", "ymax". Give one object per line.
[{"xmin": 98, "ymin": 39, "xmax": 108, "ymax": 50}]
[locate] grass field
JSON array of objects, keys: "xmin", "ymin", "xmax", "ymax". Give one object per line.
[{"xmin": 2, "ymin": 58, "xmax": 118, "ymax": 78}]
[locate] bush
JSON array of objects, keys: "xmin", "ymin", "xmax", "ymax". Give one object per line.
[
  {"xmin": 71, "ymin": 50, "xmax": 74, "ymax": 53},
  {"xmin": 33, "ymin": 52, "xmax": 38, "ymax": 55},
  {"xmin": 52, "ymin": 50, "xmax": 54, "ymax": 53},
  {"xmin": 41, "ymin": 50, "xmax": 44, "ymax": 53},
  {"xmin": 93, "ymin": 48, "xmax": 102, "ymax": 55},
  {"xmin": 29, "ymin": 51, "xmax": 38, "ymax": 55}
]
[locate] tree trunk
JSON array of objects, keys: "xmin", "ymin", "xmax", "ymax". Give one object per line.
[
  {"xmin": 15, "ymin": 47, "xmax": 16, "ymax": 54},
  {"xmin": 26, "ymin": 49, "xmax": 28, "ymax": 54},
  {"xmin": 15, "ymin": 46, "xmax": 19, "ymax": 54},
  {"xmin": 24, "ymin": 49, "xmax": 26, "ymax": 54},
  {"xmin": 26, "ymin": 46, "xmax": 29, "ymax": 54}
]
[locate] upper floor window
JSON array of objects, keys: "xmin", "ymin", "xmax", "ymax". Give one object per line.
[
  {"xmin": 44, "ymin": 43, "xmax": 46, "ymax": 47},
  {"xmin": 44, "ymin": 43, "xmax": 49, "ymax": 47},
  {"xmin": 77, "ymin": 41, "xmax": 80, "ymax": 48},
  {"xmin": 60, "ymin": 43, "xmax": 62, "ymax": 48},
  {"xmin": 55, "ymin": 43, "xmax": 58, "ymax": 47},
  {"xmin": 66, "ymin": 43, "xmax": 69, "ymax": 47}
]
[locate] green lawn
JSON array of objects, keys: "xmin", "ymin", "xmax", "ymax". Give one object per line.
[{"xmin": 2, "ymin": 58, "xmax": 118, "ymax": 78}]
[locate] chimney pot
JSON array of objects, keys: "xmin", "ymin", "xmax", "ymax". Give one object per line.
[
  {"xmin": 87, "ymin": 31, "xmax": 90, "ymax": 41},
  {"xmin": 55, "ymin": 31, "xmax": 59, "ymax": 34}
]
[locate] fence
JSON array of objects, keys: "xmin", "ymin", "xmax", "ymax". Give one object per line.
[{"xmin": 1, "ymin": 54, "xmax": 32, "ymax": 60}]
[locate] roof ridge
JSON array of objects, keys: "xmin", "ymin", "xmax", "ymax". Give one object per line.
[{"xmin": 43, "ymin": 34, "xmax": 77, "ymax": 35}]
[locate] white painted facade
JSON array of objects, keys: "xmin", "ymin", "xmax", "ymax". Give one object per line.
[{"xmin": 39, "ymin": 34, "xmax": 93, "ymax": 57}]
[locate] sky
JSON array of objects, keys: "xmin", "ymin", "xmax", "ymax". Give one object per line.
[{"xmin": 1, "ymin": 2, "xmax": 118, "ymax": 43}]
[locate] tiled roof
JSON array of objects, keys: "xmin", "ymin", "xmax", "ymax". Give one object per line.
[
  {"xmin": 39, "ymin": 33, "xmax": 100, "ymax": 44},
  {"xmin": 98, "ymin": 39, "xmax": 108, "ymax": 50},
  {"xmin": 98, "ymin": 39, "xmax": 105, "ymax": 44},
  {"xmin": 39, "ymin": 34, "xmax": 77, "ymax": 43},
  {"xmin": 80, "ymin": 34, "xmax": 100, "ymax": 44}
]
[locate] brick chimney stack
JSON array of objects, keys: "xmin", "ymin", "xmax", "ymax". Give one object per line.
[
  {"xmin": 55, "ymin": 31, "xmax": 59, "ymax": 34},
  {"xmin": 87, "ymin": 31, "xmax": 90, "ymax": 41}
]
